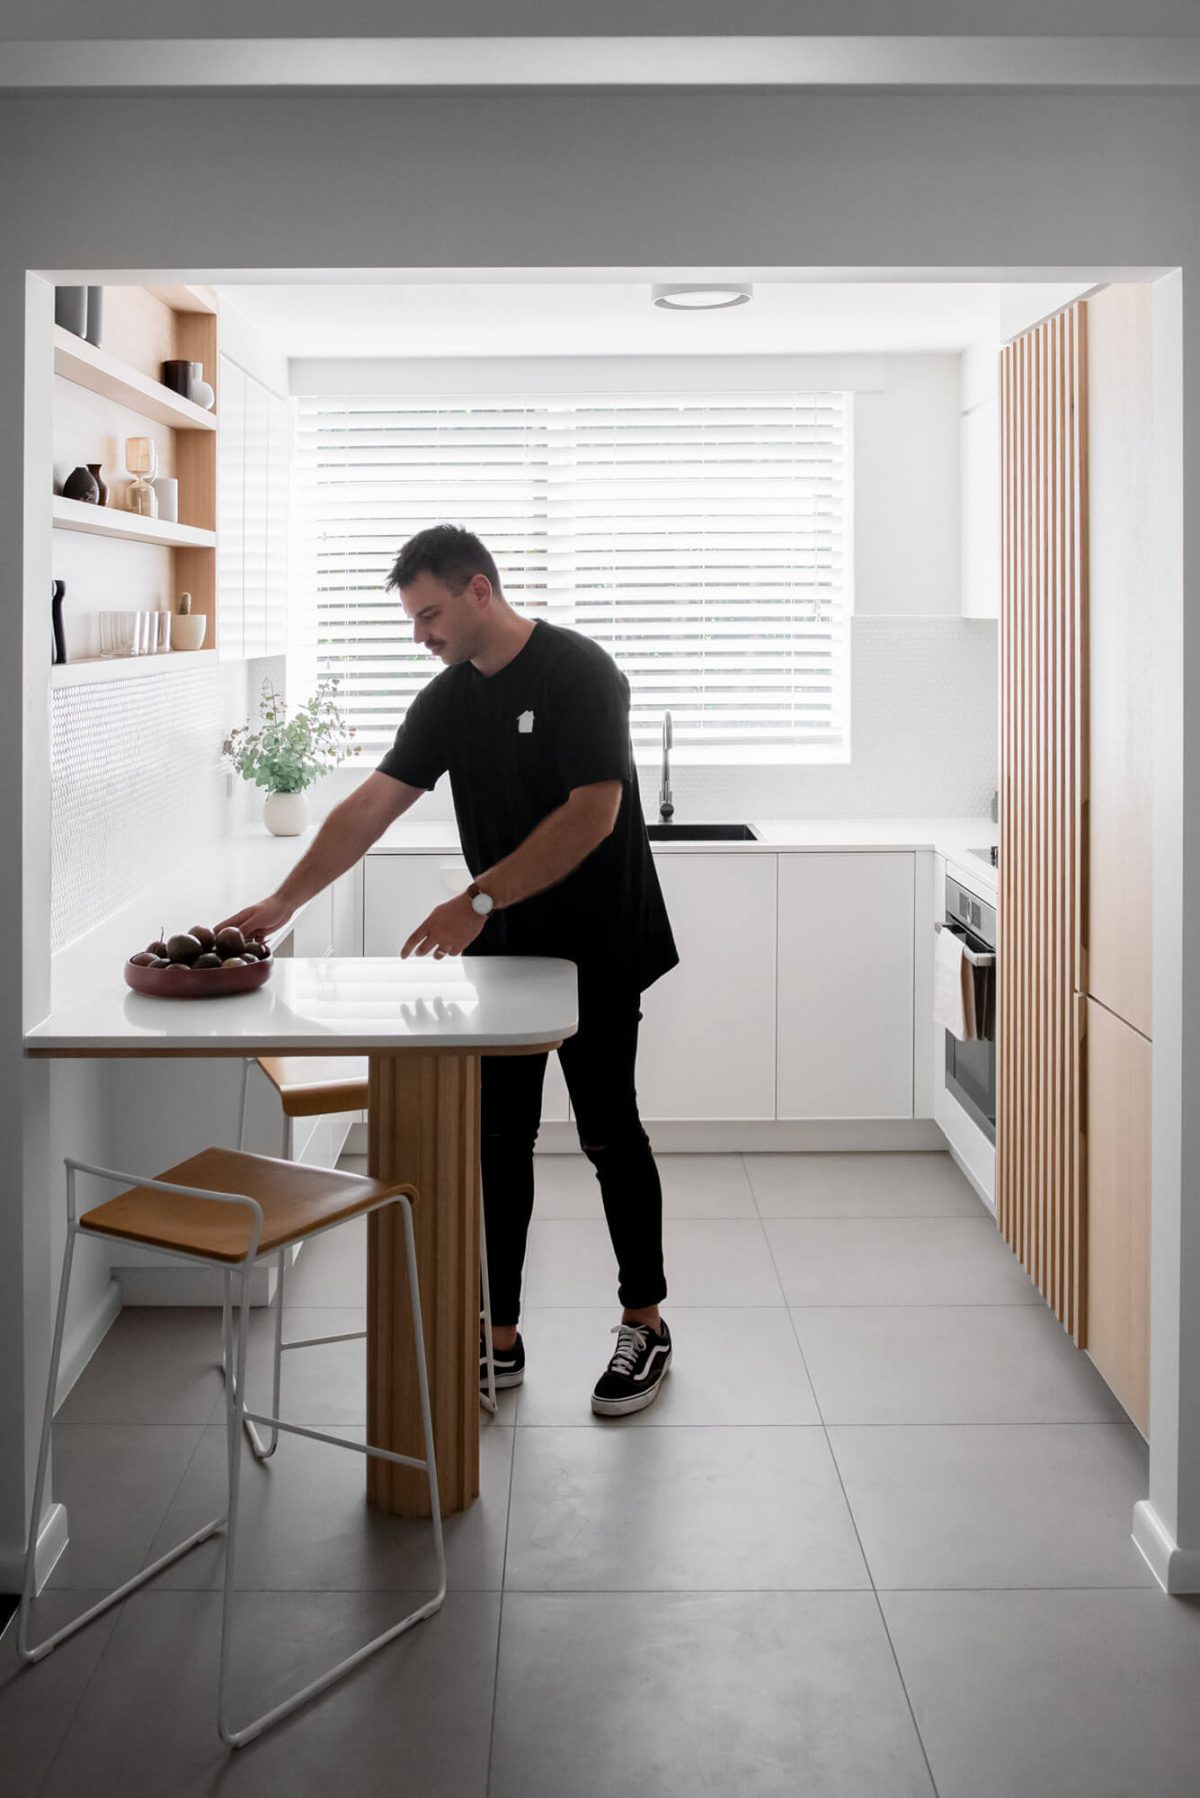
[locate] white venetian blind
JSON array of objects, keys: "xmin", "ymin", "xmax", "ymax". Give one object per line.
[{"xmin": 294, "ymin": 390, "xmax": 851, "ymax": 759}]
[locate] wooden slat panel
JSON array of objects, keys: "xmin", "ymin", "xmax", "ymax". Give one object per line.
[
  {"xmin": 997, "ymin": 301, "xmax": 1088, "ymax": 1338},
  {"xmin": 1084, "ymin": 997, "xmax": 1151, "ymax": 1432}
]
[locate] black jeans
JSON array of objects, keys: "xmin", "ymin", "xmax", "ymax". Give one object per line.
[{"xmin": 479, "ymin": 977, "xmax": 667, "ymax": 1327}]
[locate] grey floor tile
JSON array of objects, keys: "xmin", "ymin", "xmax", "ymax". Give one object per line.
[
  {"xmin": 792, "ymin": 1304, "xmax": 1128, "ymax": 1425},
  {"xmin": 829, "ymin": 1423, "xmax": 1155, "ymax": 1589},
  {"xmin": 232, "ymin": 1306, "xmax": 367, "ymax": 1425},
  {"xmin": 142, "ymin": 1421, "xmax": 513, "ymax": 1593},
  {"xmin": 40, "ymin": 1588, "xmax": 499, "ymax": 1798},
  {"xmin": 747, "ymin": 1151, "xmax": 985, "ymax": 1217},
  {"xmin": 283, "ymin": 1216, "xmax": 366, "ymax": 1307},
  {"xmin": 505, "ymin": 1424, "xmax": 868, "ymax": 1591},
  {"xmin": 524, "ymin": 1218, "xmax": 784, "ymax": 1307},
  {"xmin": 764, "ymin": 1216, "xmax": 1038, "ymax": 1307},
  {"xmin": 533, "ymin": 1152, "xmax": 758, "ymax": 1219},
  {"xmin": 0, "ymin": 1591, "xmax": 122, "ymax": 1798},
  {"xmin": 515, "ymin": 1306, "xmax": 820, "ymax": 1426},
  {"xmin": 45, "ymin": 1425, "xmax": 205, "ymax": 1591},
  {"xmin": 57, "ymin": 1307, "xmax": 226, "ymax": 1425},
  {"xmin": 491, "ymin": 1591, "xmax": 933, "ymax": 1798},
  {"xmin": 881, "ymin": 1588, "xmax": 1200, "ymax": 1798}
]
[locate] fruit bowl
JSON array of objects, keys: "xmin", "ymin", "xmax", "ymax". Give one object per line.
[
  {"xmin": 124, "ymin": 926, "xmax": 274, "ymax": 999},
  {"xmin": 124, "ymin": 950, "xmax": 274, "ymax": 999}
]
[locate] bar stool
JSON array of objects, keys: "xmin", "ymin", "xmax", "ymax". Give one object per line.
[
  {"xmin": 19, "ymin": 1149, "xmax": 446, "ymax": 1749},
  {"xmin": 234, "ymin": 1055, "xmax": 501, "ymax": 1434}
]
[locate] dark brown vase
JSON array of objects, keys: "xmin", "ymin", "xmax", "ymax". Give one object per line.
[
  {"xmin": 86, "ymin": 463, "xmax": 109, "ymax": 505},
  {"xmin": 62, "ymin": 466, "xmax": 100, "ymax": 504}
]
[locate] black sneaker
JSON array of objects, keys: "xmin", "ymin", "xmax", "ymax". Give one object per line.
[
  {"xmin": 480, "ymin": 1328, "xmax": 524, "ymax": 1391},
  {"xmin": 591, "ymin": 1320, "xmax": 672, "ymax": 1417}
]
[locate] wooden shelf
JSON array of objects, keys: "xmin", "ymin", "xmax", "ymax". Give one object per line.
[
  {"xmin": 52, "ymin": 650, "xmax": 217, "ymax": 688},
  {"xmin": 52, "ymin": 496, "xmax": 216, "ymax": 550},
  {"xmin": 53, "ymin": 326, "xmax": 217, "ymax": 432}
]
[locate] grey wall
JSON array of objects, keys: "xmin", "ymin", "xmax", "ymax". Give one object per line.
[
  {"xmin": 2, "ymin": 86, "xmax": 1197, "ymax": 1588},
  {"xmin": 2, "ymin": 2, "xmax": 1197, "ymax": 36}
]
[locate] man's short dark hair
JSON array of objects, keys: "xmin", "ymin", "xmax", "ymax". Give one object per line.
[{"xmin": 386, "ymin": 525, "xmax": 502, "ymax": 596}]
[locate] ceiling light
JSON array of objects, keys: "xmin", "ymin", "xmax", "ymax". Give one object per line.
[{"xmin": 652, "ymin": 283, "xmax": 753, "ymax": 311}]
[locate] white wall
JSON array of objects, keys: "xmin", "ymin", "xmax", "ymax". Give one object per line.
[{"xmin": 2, "ymin": 87, "xmax": 1195, "ymax": 1597}]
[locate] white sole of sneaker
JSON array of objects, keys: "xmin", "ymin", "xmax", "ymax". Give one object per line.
[
  {"xmin": 486, "ymin": 1367, "xmax": 524, "ymax": 1390},
  {"xmin": 590, "ymin": 1351, "xmax": 672, "ymax": 1417}
]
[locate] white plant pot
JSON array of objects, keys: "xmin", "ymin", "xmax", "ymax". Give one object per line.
[
  {"xmin": 263, "ymin": 790, "xmax": 311, "ymax": 837},
  {"xmin": 172, "ymin": 614, "xmax": 206, "ymax": 651}
]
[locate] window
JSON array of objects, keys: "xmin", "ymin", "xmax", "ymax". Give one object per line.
[{"xmin": 294, "ymin": 390, "xmax": 852, "ymax": 761}]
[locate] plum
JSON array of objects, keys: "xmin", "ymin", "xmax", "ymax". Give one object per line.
[
  {"xmin": 194, "ymin": 952, "xmax": 222, "ymax": 969},
  {"xmin": 189, "ymin": 925, "xmax": 216, "ymax": 952},
  {"xmin": 215, "ymin": 926, "xmax": 245, "ymax": 958},
  {"xmin": 167, "ymin": 933, "xmax": 203, "ymax": 964},
  {"xmin": 129, "ymin": 951, "xmax": 156, "ymax": 967}
]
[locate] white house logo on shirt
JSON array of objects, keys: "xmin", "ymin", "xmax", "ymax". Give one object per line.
[{"xmin": 517, "ymin": 710, "xmax": 535, "ymax": 734}]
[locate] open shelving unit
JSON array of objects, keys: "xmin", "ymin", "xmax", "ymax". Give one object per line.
[
  {"xmin": 52, "ymin": 495, "xmax": 216, "ymax": 550},
  {"xmin": 52, "ymin": 284, "xmax": 220, "ymax": 671}
]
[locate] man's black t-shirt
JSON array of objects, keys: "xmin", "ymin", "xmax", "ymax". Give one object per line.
[{"xmin": 376, "ymin": 620, "xmax": 678, "ymax": 993}]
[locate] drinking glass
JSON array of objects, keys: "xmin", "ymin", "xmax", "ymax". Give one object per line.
[{"xmin": 155, "ymin": 611, "xmax": 172, "ymax": 653}]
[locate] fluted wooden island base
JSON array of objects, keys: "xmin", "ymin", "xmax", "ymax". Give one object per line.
[{"xmin": 366, "ymin": 1049, "xmax": 483, "ymax": 1517}]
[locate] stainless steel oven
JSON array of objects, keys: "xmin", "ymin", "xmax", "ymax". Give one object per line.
[{"xmin": 938, "ymin": 874, "xmax": 997, "ymax": 1144}]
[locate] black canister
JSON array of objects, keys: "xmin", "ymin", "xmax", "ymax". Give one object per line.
[{"xmin": 161, "ymin": 359, "xmax": 202, "ymax": 399}]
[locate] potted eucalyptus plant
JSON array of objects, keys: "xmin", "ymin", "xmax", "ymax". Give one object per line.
[{"xmin": 223, "ymin": 678, "xmax": 358, "ymax": 836}]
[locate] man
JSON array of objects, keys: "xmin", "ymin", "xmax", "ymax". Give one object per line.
[{"xmin": 223, "ymin": 524, "xmax": 678, "ymax": 1417}]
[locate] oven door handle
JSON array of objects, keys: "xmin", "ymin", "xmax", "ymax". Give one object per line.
[{"xmin": 934, "ymin": 920, "xmax": 996, "ymax": 968}]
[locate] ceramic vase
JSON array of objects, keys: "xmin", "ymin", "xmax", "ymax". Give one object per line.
[
  {"xmin": 54, "ymin": 286, "xmax": 87, "ymax": 336},
  {"xmin": 62, "ymin": 466, "xmax": 100, "ymax": 503},
  {"xmin": 85, "ymin": 286, "xmax": 104, "ymax": 349},
  {"xmin": 191, "ymin": 377, "xmax": 215, "ymax": 410},
  {"xmin": 51, "ymin": 581, "xmax": 67, "ymax": 666},
  {"xmin": 172, "ymin": 615, "xmax": 207, "ymax": 651},
  {"xmin": 86, "ymin": 463, "xmax": 108, "ymax": 505},
  {"xmin": 263, "ymin": 790, "xmax": 311, "ymax": 837}
]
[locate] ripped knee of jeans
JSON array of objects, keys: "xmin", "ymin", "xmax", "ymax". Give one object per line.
[{"xmin": 580, "ymin": 1122, "xmax": 647, "ymax": 1168}]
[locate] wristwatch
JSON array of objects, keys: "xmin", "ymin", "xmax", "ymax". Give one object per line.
[{"xmin": 467, "ymin": 881, "xmax": 495, "ymax": 917}]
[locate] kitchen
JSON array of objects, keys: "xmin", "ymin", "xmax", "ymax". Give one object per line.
[{"xmin": 2, "ymin": 26, "xmax": 1198, "ymax": 1795}]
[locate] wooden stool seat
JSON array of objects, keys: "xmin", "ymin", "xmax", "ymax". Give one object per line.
[
  {"xmin": 79, "ymin": 1147, "xmax": 409, "ymax": 1264},
  {"xmin": 254, "ymin": 1055, "xmax": 369, "ymax": 1117}
]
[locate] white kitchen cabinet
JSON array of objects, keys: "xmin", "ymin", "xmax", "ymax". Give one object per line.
[
  {"xmin": 363, "ymin": 854, "xmax": 570, "ymax": 1123},
  {"xmin": 776, "ymin": 852, "xmax": 915, "ymax": 1119},
  {"xmin": 265, "ymin": 392, "xmax": 291, "ymax": 656},
  {"xmin": 960, "ymin": 341, "xmax": 1000, "ymax": 619},
  {"xmin": 637, "ymin": 851, "xmax": 777, "ymax": 1121},
  {"xmin": 217, "ymin": 354, "xmax": 289, "ymax": 661},
  {"xmin": 216, "ymin": 354, "xmax": 245, "ymax": 660},
  {"xmin": 242, "ymin": 375, "xmax": 269, "ymax": 657}
]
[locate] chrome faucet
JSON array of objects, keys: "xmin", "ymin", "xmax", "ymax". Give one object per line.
[{"xmin": 659, "ymin": 710, "xmax": 674, "ymax": 822}]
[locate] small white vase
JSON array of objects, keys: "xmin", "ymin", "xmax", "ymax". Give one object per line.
[{"xmin": 263, "ymin": 790, "xmax": 310, "ymax": 836}]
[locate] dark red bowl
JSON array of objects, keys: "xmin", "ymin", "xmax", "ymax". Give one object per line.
[{"xmin": 124, "ymin": 948, "xmax": 274, "ymax": 999}]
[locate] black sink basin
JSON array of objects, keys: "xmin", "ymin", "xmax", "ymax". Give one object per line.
[{"xmin": 645, "ymin": 822, "xmax": 759, "ymax": 842}]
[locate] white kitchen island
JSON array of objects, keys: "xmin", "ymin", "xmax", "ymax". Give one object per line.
[{"xmin": 25, "ymin": 955, "xmax": 578, "ymax": 1518}]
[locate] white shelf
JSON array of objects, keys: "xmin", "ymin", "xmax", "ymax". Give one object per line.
[
  {"xmin": 51, "ymin": 649, "xmax": 217, "ymax": 687},
  {"xmin": 52, "ymin": 496, "xmax": 216, "ymax": 550},
  {"xmin": 53, "ymin": 326, "xmax": 217, "ymax": 432}
]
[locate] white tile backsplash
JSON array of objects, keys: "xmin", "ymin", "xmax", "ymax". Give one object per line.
[
  {"xmin": 641, "ymin": 616, "xmax": 998, "ymax": 822},
  {"xmin": 318, "ymin": 614, "xmax": 998, "ymax": 825},
  {"xmin": 51, "ymin": 665, "xmax": 241, "ymax": 953}
]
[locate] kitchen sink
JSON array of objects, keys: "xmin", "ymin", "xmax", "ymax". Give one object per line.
[{"xmin": 645, "ymin": 822, "xmax": 759, "ymax": 842}]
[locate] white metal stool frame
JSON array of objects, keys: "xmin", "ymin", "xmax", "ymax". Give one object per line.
[
  {"xmin": 233, "ymin": 1057, "xmax": 501, "ymax": 1438},
  {"xmin": 19, "ymin": 1155, "xmax": 447, "ymax": 1749}
]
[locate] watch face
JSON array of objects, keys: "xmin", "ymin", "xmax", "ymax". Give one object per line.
[{"xmin": 471, "ymin": 891, "xmax": 493, "ymax": 916}]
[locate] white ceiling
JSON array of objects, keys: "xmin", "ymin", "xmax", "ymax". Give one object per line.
[{"xmin": 214, "ymin": 278, "xmax": 1092, "ymax": 361}]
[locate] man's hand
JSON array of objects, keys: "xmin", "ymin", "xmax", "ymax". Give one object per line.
[
  {"xmin": 215, "ymin": 894, "xmax": 295, "ymax": 942},
  {"xmin": 401, "ymin": 894, "xmax": 487, "ymax": 960}
]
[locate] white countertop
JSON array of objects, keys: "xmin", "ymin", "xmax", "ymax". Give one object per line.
[
  {"xmin": 27, "ymin": 955, "xmax": 578, "ymax": 1055},
  {"xmin": 371, "ymin": 815, "xmax": 1000, "ymax": 893}
]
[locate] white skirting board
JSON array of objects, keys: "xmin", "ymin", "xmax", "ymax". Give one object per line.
[
  {"xmin": 0, "ymin": 1502, "xmax": 69, "ymax": 1597},
  {"xmin": 1133, "ymin": 1499, "xmax": 1200, "ymax": 1596},
  {"xmin": 343, "ymin": 1118, "xmax": 945, "ymax": 1158},
  {"xmin": 54, "ymin": 1275, "xmax": 122, "ymax": 1412}
]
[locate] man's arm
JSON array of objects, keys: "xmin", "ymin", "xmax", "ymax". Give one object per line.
[
  {"xmin": 401, "ymin": 780, "xmax": 622, "ymax": 958},
  {"xmin": 219, "ymin": 771, "xmax": 425, "ymax": 940}
]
